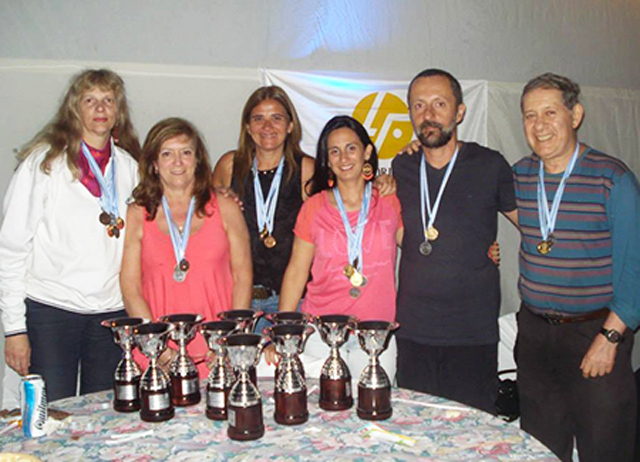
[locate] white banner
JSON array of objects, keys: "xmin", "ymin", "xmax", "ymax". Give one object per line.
[{"xmin": 262, "ymin": 69, "xmax": 487, "ymax": 172}]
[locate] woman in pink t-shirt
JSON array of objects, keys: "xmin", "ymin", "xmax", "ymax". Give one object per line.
[
  {"xmin": 277, "ymin": 115, "xmax": 404, "ymax": 381},
  {"xmin": 120, "ymin": 118, "xmax": 252, "ymax": 377}
]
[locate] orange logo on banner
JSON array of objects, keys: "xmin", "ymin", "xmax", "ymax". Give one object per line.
[{"xmin": 352, "ymin": 92, "xmax": 413, "ymax": 160}]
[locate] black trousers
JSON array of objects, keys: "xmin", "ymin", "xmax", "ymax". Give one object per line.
[
  {"xmin": 26, "ymin": 299, "xmax": 125, "ymax": 402},
  {"xmin": 396, "ymin": 338, "xmax": 498, "ymax": 414},
  {"xmin": 516, "ymin": 306, "xmax": 636, "ymax": 462}
]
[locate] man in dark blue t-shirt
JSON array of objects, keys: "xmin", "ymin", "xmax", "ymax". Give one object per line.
[{"xmin": 393, "ymin": 69, "xmax": 518, "ymax": 413}]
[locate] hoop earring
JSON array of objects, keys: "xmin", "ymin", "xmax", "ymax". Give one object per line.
[{"xmin": 362, "ymin": 162, "xmax": 374, "ymax": 181}]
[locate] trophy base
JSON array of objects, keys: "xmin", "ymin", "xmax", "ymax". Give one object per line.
[
  {"xmin": 206, "ymin": 386, "xmax": 230, "ymax": 420},
  {"xmin": 357, "ymin": 385, "xmax": 392, "ymax": 421},
  {"xmin": 170, "ymin": 373, "xmax": 201, "ymax": 407},
  {"xmin": 319, "ymin": 376, "xmax": 353, "ymax": 411},
  {"xmin": 113, "ymin": 378, "xmax": 141, "ymax": 412},
  {"xmin": 140, "ymin": 389, "xmax": 175, "ymax": 422},
  {"xmin": 228, "ymin": 403, "xmax": 264, "ymax": 441},
  {"xmin": 274, "ymin": 390, "xmax": 308, "ymax": 425}
]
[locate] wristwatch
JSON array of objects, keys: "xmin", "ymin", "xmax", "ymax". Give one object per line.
[{"xmin": 600, "ymin": 328, "xmax": 623, "ymax": 344}]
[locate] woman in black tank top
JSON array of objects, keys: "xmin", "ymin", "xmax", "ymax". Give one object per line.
[{"xmin": 212, "ymin": 86, "xmax": 315, "ymax": 335}]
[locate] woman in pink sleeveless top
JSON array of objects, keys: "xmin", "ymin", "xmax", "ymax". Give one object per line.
[{"xmin": 120, "ymin": 118, "xmax": 252, "ymax": 377}]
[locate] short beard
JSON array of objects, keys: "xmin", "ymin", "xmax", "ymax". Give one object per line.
[{"xmin": 416, "ymin": 120, "xmax": 455, "ymax": 149}]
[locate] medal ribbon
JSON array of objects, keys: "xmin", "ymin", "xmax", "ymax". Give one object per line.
[
  {"xmin": 162, "ymin": 196, "xmax": 196, "ymax": 267},
  {"xmin": 80, "ymin": 138, "xmax": 119, "ymax": 218},
  {"xmin": 537, "ymin": 143, "xmax": 580, "ymax": 241},
  {"xmin": 333, "ymin": 182, "xmax": 372, "ymax": 273},
  {"xmin": 420, "ymin": 146, "xmax": 459, "ymax": 236},
  {"xmin": 253, "ymin": 156, "xmax": 285, "ymax": 235}
]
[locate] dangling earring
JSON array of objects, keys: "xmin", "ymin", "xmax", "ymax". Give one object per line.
[
  {"xmin": 362, "ymin": 162, "xmax": 374, "ymax": 181},
  {"xmin": 112, "ymin": 124, "xmax": 120, "ymax": 144},
  {"xmin": 327, "ymin": 170, "xmax": 335, "ymax": 188}
]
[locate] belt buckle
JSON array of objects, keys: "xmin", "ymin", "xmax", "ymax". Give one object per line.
[
  {"xmin": 252, "ymin": 286, "xmax": 270, "ymax": 300},
  {"xmin": 542, "ymin": 313, "xmax": 563, "ymax": 325}
]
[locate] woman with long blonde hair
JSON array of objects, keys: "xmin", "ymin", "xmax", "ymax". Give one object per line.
[{"xmin": 0, "ymin": 69, "xmax": 140, "ymax": 401}]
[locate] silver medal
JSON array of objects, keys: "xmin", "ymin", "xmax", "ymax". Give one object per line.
[
  {"xmin": 419, "ymin": 240, "xmax": 433, "ymax": 256},
  {"xmin": 349, "ymin": 287, "xmax": 361, "ymax": 298},
  {"xmin": 173, "ymin": 266, "xmax": 187, "ymax": 283}
]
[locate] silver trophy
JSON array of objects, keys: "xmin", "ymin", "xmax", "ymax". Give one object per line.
[
  {"xmin": 101, "ymin": 317, "xmax": 147, "ymax": 412},
  {"xmin": 218, "ymin": 309, "xmax": 264, "ymax": 333},
  {"xmin": 355, "ymin": 320, "xmax": 399, "ymax": 420},
  {"xmin": 134, "ymin": 322, "xmax": 175, "ymax": 422},
  {"xmin": 160, "ymin": 314, "xmax": 203, "ymax": 407},
  {"xmin": 266, "ymin": 312, "xmax": 313, "ymax": 379},
  {"xmin": 218, "ymin": 309, "xmax": 264, "ymax": 384},
  {"xmin": 199, "ymin": 320, "xmax": 238, "ymax": 420},
  {"xmin": 265, "ymin": 324, "xmax": 314, "ymax": 425},
  {"xmin": 221, "ymin": 333, "xmax": 269, "ymax": 441},
  {"xmin": 315, "ymin": 314, "xmax": 358, "ymax": 411}
]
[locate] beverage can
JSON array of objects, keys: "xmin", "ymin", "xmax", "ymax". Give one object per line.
[{"xmin": 20, "ymin": 374, "xmax": 48, "ymax": 437}]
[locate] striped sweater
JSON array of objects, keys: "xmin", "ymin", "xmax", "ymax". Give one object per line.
[{"xmin": 513, "ymin": 145, "xmax": 640, "ymax": 330}]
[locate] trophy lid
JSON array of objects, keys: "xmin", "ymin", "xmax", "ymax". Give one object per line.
[
  {"xmin": 101, "ymin": 316, "xmax": 147, "ymax": 329},
  {"xmin": 266, "ymin": 312, "xmax": 311, "ymax": 325},
  {"xmin": 316, "ymin": 314, "xmax": 357, "ymax": 326},
  {"xmin": 200, "ymin": 320, "xmax": 237, "ymax": 334}
]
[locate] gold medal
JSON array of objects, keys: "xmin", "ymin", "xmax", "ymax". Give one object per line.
[
  {"xmin": 537, "ymin": 240, "xmax": 552, "ymax": 255},
  {"xmin": 425, "ymin": 226, "xmax": 439, "ymax": 241},
  {"xmin": 350, "ymin": 270, "xmax": 364, "ymax": 287},
  {"xmin": 116, "ymin": 217, "xmax": 125, "ymax": 230},
  {"xmin": 343, "ymin": 264, "xmax": 355, "ymax": 278},
  {"xmin": 264, "ymin": 234, "xmax": 277, "ymax": 248},
  {"xmin": 259, "ymin": 225, "xmax": 269, "ymax": 240}
]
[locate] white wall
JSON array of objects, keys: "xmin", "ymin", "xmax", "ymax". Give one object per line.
[{"xmin": 1, "ymin": 0, "xmax": 639, "ymax": 405}]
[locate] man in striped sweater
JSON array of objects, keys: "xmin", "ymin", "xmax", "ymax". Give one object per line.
[{"xmin": 513, "ymin": 73, "xmax": 640, "ymax": 462}]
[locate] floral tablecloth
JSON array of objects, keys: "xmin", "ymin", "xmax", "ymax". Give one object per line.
[{"xmin": 1, "ymin": 379, "xmax": 557, "ymax": 461}]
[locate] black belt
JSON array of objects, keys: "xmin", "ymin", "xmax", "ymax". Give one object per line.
[
  {"xmin": 252, "ymin": 286, "xmax": 274, "ymax": 300},
  {"xmin": 526, "ymin": 305, "xmax": 609, "ymax": 325}
]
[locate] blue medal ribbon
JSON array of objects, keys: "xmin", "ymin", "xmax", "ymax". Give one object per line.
[
  {"xmin": 420, "ymin": 145, "xmax": 459, "ymax": 238},
  {"xmin": 537, "ymin": 143, "xmax": 580, "ymax": 241},
  {"xmin": 162, "ymin": 196, "xmax": 196, "ymax": 270},
  {"xmin": 80, "ymin": 138, "xmax": 119, "ymax": 219},
  {"xmin": 333, "ymin": 182, "xmax": 372, "ymax": 274},
  {"xmin": 253, "ymin": 156, "xmax": 285, "ymax": 237}
]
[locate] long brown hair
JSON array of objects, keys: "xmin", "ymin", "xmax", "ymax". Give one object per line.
[
  {"xmin": 19, "ymin": 69, "xmax": 140, "ymax": 175},
  {"xmin": 232, "ymin": 86, "xmax": 304, "ymax": 197},
  {"xmin": 133, "ymin": 117, "xmax": 213, "ymax": 220}
]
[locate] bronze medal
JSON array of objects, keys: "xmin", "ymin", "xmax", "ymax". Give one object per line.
[
  {"xmin": 264, "ymin": 234, "xmax": 277, "ymax": 248},
  {"xmin": 99, "ymin": 211, "xmax": 111, "ymax": 226},
  {"xmin": 179, "ymin": 259, "xmax": 190, "ymax": 272},
  {"xmin": 116, "ymin": 217, "xmax": 125, "ymax": 230},
  {"xmin": 426, "ymin": 226, "xmax": 439, "ymax": 241},
  {"xmin": 259, "ymin": 226, "xmax": 269, "ymax": 240}
]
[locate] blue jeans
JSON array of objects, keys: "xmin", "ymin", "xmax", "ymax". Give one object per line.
[
  {"xmin": 26, "ymin": 299, "xmax": 125, "ymax": 402},
  {"xmin": 250, "ymin": 292, "xmax": 302, "ymax": 335},
  {"xmin": 251, "ymin": 292, "xmax": 280, "ymax": 335}
]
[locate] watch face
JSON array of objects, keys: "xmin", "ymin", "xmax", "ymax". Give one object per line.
[{"xmin": 604, "ymin": 329, "xmax": 622, "ymax": 343}]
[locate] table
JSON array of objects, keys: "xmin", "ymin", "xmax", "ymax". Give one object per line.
[{"xmin": 1, "ymin": 379, "xmax": 558, "ymax": 461}]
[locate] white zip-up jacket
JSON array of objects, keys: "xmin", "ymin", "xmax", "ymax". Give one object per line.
[{"xmin": 0, "ymin": 144, "xmax": 139, "ymax": 335}]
